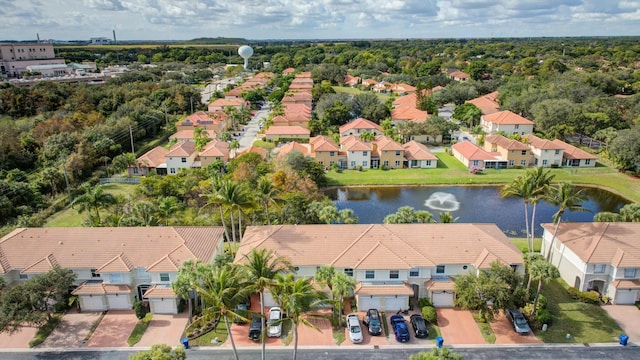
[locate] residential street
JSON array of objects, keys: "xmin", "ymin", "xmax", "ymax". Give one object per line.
[
  {"xmin": 237, "ymin": 103, "xmax": 270, "ymax": 151},
  {"xmin": 3, "ymin": 345, "xmax": 639, "ymax": 360}
]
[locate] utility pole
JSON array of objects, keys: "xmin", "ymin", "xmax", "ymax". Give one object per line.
[
  {"xmin": 61, "ymin": 158, "xmax": 72, "ymax": 203},
  {"xmin": 190, "ymin": 97, "xmax": 194, "ymax": 114},
  {"xmin": 129, "ymin": 125, "xmax": 135, "ymax": 153}
]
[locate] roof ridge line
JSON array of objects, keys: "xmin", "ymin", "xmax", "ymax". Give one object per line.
[
  {"xmin": 585, "ymin": 223, "xmax": 610, "ymax": 262},
  {"xmin": 330, "ymin": 224, "xmax": 376, "ymax": 266}
]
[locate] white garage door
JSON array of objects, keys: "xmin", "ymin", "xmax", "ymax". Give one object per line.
[
  {"xmin": 152, "ymin": 298, "xmax": 177, "ymax": 314},
  {"xmin": 81, "ymin": 295, "xmax": 106, "ymax": 311},
  {"xmin": 615, "ymin": 290, "xmax": 639, "ymax": 305},
  {"xmin": 107, "ymin": 294, "xmax": 131, "ymax": 310},
  {"xmin": 358, "ymin": 296, "xmax": 382, "ymax": 311},
  {"xmin": 384, "ymin": 296, "xmax": 408, "ymax": 311},
  {"xmin": 431, "ymin": 291, "xmax": 454, "ymax": 307},
  {"xmin": 263, "ymin": 291, "xmax": 277, "ymax": 307}
]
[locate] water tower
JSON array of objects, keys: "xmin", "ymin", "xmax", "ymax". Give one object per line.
[{"xmin": 238, "ymin": 45, "xmax": 253, "ymax": 70}]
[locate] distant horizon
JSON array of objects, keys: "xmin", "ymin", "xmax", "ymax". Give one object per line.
[{"xmin": 1, "ymin": 1, "xmax": 638, "ymax": 42}]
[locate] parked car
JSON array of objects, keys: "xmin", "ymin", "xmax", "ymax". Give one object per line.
[
  {"xmin": 507, "ymin": 308, "xmax": 531, "ymax": 335},
  {"xmin": 233, "ymin": 303, "xmax": 248, "ymax": 324},
  {"xmin": 346, "ymin": 313, "xmax": 363, "ymax": 344},
  {"xmin": 410, "ymin": 314, "xmax": 429, "ymax": 338},
  {"xmin": 248, "ymin": 315, "xmax": 262, "ymax": 341},
  {"xmin": 390, "ymin": 314, "xmax": 410, "ymax": 342},
  {"xmin": 268, "ymin": 306, "xmax": 283, "ymax": 338},
  {"xmin": 364, "ymin": 309, "xmax": 382, "ymax": 336}
]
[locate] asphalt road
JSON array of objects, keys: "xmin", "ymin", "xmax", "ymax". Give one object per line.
[
  {"xmin": 4, "ymin": 345, "xmax": 640, "ymax": 360},
  {"xmin": 237, "ymin": 103, "xmax": 270, "ymax": 150}
]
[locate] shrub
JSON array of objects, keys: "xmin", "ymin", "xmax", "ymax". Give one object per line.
[
  {"xmin": 381, "ymin": 164, "xmax": 388, "ymax": 170},
  {"xmin": 537, "ymin": 294, "xmax": 547, "ymax": 310},
  {"xmin": 418, "ymin": 297, "xmax": 433, "ymax": 308},
  {"xmin": 422, "ymin": 306, "xmax": 437, "ymax": 323},
  {"xmin": 567, "ymin": 287, "xmax": 579, "ymax": 299},
  {"xmin": 536, "ymin": 309, "xmax": 553, "ymax": 327},
  {"xmin": 134, "ymin": 300, "xmax": 149, "ymax": 320},
  {"xmin": 578, "ymin": 291, "xmax": 600, "ymax": 304}
]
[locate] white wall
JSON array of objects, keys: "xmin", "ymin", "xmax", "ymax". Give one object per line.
[
  {"xmin": 150, "ymin": 272, "xmax": 177, "ymax": 284},
  {"xmin": 347, "ymin": 150, "xmax": 371, "ymax": 169}
]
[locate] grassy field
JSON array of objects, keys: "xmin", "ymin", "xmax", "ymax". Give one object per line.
[
  {"xmin": 537, "ymin": 278, "xmax": 621, "ymax": 343},
  {"xmin": 45, "ymin": 183, "xmax": 138, "ymax": 227},
  {"xmin": 326, "ymin": 152, "xmax": 640, "ymax": 203}
]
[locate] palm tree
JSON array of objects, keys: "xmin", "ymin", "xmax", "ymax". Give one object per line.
[
  {"xmin": 173, "ymin": 259, "xmax": 200, "ymax": 324},
  {"xmin": 242, "ymin": 249, "xmax": 292, "ymax": 360},
  {"xmin": 523, "ymin": 253, "xmax": 544, "ymax": 296},
  {"xmin": 256, "ymin": 177, "xmax": 283, "ymax": 225},
  {"xmin": 502, "ymin": 175, "xmax": 534, "ymax": 252},
  {"xmin": 217, "ymin": 180, "xmax": 255, "ymax": 241},
  {"xmin": 359, "ymin": 131, "xmax": 375, "ymax": 142},
  {"xmin": 157, "ymin": 196, "xmax": 182, "ymax": 226},
  {"xmin": 271, "ymin": 273, "xmax": 328, "ymax": 360},
  {"xmin": 200, "ymin": 177, "xmax": 231, "ymax": 242},
  {"xmin": 71, "ymin": 185, "xmax": 117, "ymax": 225},
  {"xmin": 129, "ymin": 201, "xmax": 159, "ymax": 226},
  {"xmin": 529, "ymin": 259, "xmax": 559, "ymax": 315},
  {"xmin": 526, "ymin": 167, "xmax": 555, "ymax": 243},
  {"xmin": 544, "ymin": 182, "xmax": 587, "ymax": 261},
  {"xmin": 194, "ymin": 263, "xmax": 250, "ymax": 360},
  {"xmin": 331, "ymin": 272, "xmax": 356, "ymax": 328},
  {"xmin": 438, "ymin": 212, "xmax": 459, "ymax": 223},
  {"xmin": 229, "ymin": 139, "xmax": 240, "ymax": 159},
  {"xmin": 338, "ymin": 209, "xmax": 359, "ymax": 224}
]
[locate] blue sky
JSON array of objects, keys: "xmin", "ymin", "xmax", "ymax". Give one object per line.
[{"xmin": 1, "ymin": 0, "xmax": 639, "ymax": 41}]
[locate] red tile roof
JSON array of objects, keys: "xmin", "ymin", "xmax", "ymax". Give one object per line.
[
  {"xmin": 484, "ymin": 134, "xmax": 530, "ymax": 151},
  {"xmin": 339, "ymin": 118, "xmax": 382, "ymax": 133},
  {"xmin": 483, "ymin": 110, "xmax": 534, "ymax": 125},
  {"xmin": 551, "ymin": 140, "xmax": 597, "ymax": 160},
  {"xmin": 403, "ymin": 141, "xmax": 438, "ymax": 161},
  {"xmin": 264, "ymin": 126, "xmax": 310, "ymax": 136},
  {"xmin": 466, "ymin": 91, "xmax": 500, "ymax": 115},
  {"xmin": 522, "ymin": 134, "xmax": 564, "ymax": 150},
  {"xmin": 452, "ymin": 141, "xmax": 498, "ymax": 161}
]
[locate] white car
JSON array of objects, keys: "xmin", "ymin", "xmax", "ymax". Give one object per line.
[
  {"xmin": 347, "ymin": 313, "xmax": 363, "ymax": 344},
  {"xmin": 267, "ymin": 306, "xmax": 282, "ymax": 338}
]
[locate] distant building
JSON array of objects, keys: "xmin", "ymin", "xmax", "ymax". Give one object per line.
[
  {"xmin": 0, "ymin": 42, "xmax": 65, "ymax": 78},
  {"xmin": 90, "ymin": 37, "xmax": 112, "ymax": 45}
]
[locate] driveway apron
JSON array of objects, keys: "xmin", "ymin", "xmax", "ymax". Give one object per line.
[
  {"xmin": 491, "ymin": 313, "xmax": 542, "ymax": 344},
  {"xmin": 39, "ymin": 312, "xmax": 102, "ymax": 348},
  {"xmin": 86, "ymin": 310, "xmax": 138, "ymax": 347},
  {"xmin": 136, "ymin": 312, "xmax": 189, "ymax": 347},
  {"xmin": 602, "ymin": 305, "xmax": 640, "ymax": 344},
  {"xmin": 0, "ymin": 326, "xmax": 38, "ymax": 348},
  {"xmin": 436, "ymin": 308, "xmax": 486, "ymax": 344}
]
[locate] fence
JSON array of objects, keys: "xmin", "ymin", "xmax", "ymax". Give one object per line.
[{"xmin": 99, "ymin": 177, "xmax": 141, "ymax": 185}]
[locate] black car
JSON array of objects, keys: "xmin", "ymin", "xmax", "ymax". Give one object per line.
[
  {"xmin": 364, "ymin": 309, "xmax": 382, "ymax": 336},
  {"xmin": 248, "ymin": 315, "xmax": 262, "ymax": 341},
  {"xmin": 410, "ymin": 314, "xmax": 429, "ymax": 338},
  {"xmin": 233, "ymin": 303, "xmax": 248, "ymax": 324}
]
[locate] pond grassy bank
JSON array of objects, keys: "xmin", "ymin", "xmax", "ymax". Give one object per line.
[{"xmin": 325, "ymin": 153, "xmax": 640, "ymax": 203}]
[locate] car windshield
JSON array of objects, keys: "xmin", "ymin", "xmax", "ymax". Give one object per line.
[
  {"xmin": 351, "ymin": 326, "xmax": 361, "ymax": 333},
  {"xmin": 515, "ymin": 317, "xmax": 528, "ymax": 325}
]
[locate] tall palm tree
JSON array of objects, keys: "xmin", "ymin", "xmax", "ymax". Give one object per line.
[
  {"xmin": 216, "ymin": 180, "xmax": 255, "ymax": 241},
  {"xmin": 156, "ymin": 196, "xmax": 182, "ymax": 226},
  {"xmin": 359, "ymin": 131, "xmax": 375, "ymax": 142},
  {"xmin": 544, "ymin": 182, "xmax": 587, "ymax": 260},
  {"xmin": 526, "ymin": 167, "xmax": 555, "ymax": 243},
  {"xmin": 271, "ymin": 273, "xmax": 328, "ymax": 360},
  {"xmin": 256, "ymin": 177, "xmax": 283, "ymax": 225},
  {"xmin": 502, "ymin": 175, "xmax": 534, "ymax": 252},
  {"xmin": 173, "ymin": 259, "xmax": 200, "ymax": 324},
  {"xmin": 438, "ymin": 212, "xmax": 459, "ymax": 223},
  {"xmin": 529, "ymin": 258, "xmax": 559, "ymax": 315},
  {"xmin": 71, "ymin": 185, "xmax": 117, "ymax": 225},
  {"xmin": 331, "ymin": 272, "xmax": 356, "ymax": 328},
  {"xmin": 200, "ymin": 176, "xmax": 231, "ymax": 242},
  {"xmin": 242, "ymin": 249, "xmax": 293, "ymax": 360},
  {"xmin": 194, "ymin": 263, "xmax": 250, "ymax": 360}
]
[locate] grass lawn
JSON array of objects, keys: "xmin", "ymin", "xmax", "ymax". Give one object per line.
[
  {"xmin": 510, "ymin": 238, "xmax": 542, "ymax": 253},
  {"xmin": 537, "ymin": 278, "xmax": 621, "ymax": 343},
  {"xmin": 333, "ymin": 329, "xmax": 345, "ymax": 345},
  {"xmin": 332, "ymin": 86, "xmax": 391, "ymax": 102},
  {"xmin": 325, "ymin": 152, "xmax": 640, "ymax": 203},
  {"xmin": 45, "ymin": 183, "xmax": 138, "ymax": 227},
  {"xmin": 29, "ymin": 314, "xmax": 61, "ymax": 348},
  {"xmin": 127, "ymin": 313, "xmax": 153, "ymax": 346},
  {"xmin": 476, "ymin": 321, "xmax": 496, "ymax": 344},
  {"xmin": 426, "ymin": 323, "xmax": 441, "ymax": 340},
  {"xmin": 189, "ymin": 321, "xmax": 229, "ymax": 347}
]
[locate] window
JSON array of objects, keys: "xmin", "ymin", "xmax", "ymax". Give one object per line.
[
  {"xmin": 409, "ymin": 268, "xmax": 419, "ymax": 277},
  {"xmin": 410, "ymin": 160, "xmax": 418, "ymax": 167},
  {"xmin": 181, "ymin": 157, "xmax": 187, "ymax": 163},
  {"xmin": 436, "ymin": 265, "xmax": 445, "ymax": 274},
  {"xmin": 396, "ymin": 151, "xmax": 401, "ymax": 156},
  {"xmin": 521, "ymin": 150, "xmax": 527, "ymax": 155},
  {"xmin": 363, "ymin": 151, "xmax": 368, "ymax": 156},
  {"xmin": 330, "ymin": 151, "xmax": 335, "ymax": 156},
  {"xmin": 160, "ymin": 273, "xmax": 170, "ymax": 282},
  {"xmin": 426, "ymin": 160, "xmax": 432, "ymax": 166},
  {"xmin": 362, "ymin": 161, "xmax": 367, "ymax": 167},
  {"xmin": 594, "ymin": 264, "xmax": 605, "ymax": 274},
  {"xmin": 350, "ymin": 161, "xmax": 356, "ymax": 167},
  {"xmin": 344, "ymin": 268, "xmax": 354, "ymax": 277},
  {"xmin": 555, "ymin": 150, "xmax": 560, "ymax": 155},
  {"xmin": 521, "ymin": 160, "xmax": 527, "ymax": 166},
  {"xmin": 384, "ymin": 160, "xmax": 389, "ymax": 167},
  {"xmin": 19, "ymin": 273, "xmax": 28, "ymax": 280},
  {"xmin": 395, "ymin": 161, "xmax": 401, "ymax": 167},
  {"xmin": 110, "ymin": 273, "xmax": 123, "ymax": 283},
  {"xmin": 542, "ymin": 160, "xmax": 548, "ymax": 166},
  {"xmin": 91, "ymin": 269, "xmax": 101, "ymax": 278},
  {"xmin": 365, "ymin": 270, "xmax": 375, "ymax": 279},
  {"xmin": 170, "ymin": 168, "xmax": 176, "ymax": 174},
  {"xmin": 624, "ymin": 268, "xmax": 636, "ymax": 278},
  {"xmin": 389, "ymin": 270, "xmax": 399, "ymax": 279},
  {"xmin": 509, "ymin": 160, "xmax": 514, "ymax": 166},
  {"xmin": 472, "ymin": 160, "xmax": 479, "ymax": 166},
  {"xmin": 585, "ymin": 159, "xmax": 591, "ymax": 165},
  {"xmin": 514, "ymin": 124, "xmax": 520, "ymax": 129},
  {"xmin": 133, "ymin": 168, "xmax": 138, "ymax": 174},
  {"xmin": 135, "ymin": 268, "xmax": 148, "ymax": 278}
]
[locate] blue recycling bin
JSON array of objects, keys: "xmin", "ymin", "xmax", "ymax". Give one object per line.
[
  {"xmin": 619, "ymin": 334, "xmax": 629, "ymax": 346},
  {"xmin": 436, "ymin": 336, "xmax": 444, "ymax": 348},
  {"xmin": 182, "ymin": 337, "xmax": 190, "ymax": 349}
]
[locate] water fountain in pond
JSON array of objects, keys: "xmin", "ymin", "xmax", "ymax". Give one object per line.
[{"xmin": 424, "ymin": 192, "xmax": 460, "ymax": 212}]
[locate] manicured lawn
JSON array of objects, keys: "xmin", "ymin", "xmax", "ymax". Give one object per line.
[
  {"xmin": 476, "ymin": 321, "xmax": 496, "ymax": 344},
  {"xmin": 326, "ymin": 152, "xmax": 640, "ymax": 203},
  {"xmin": 537, "ymin": 278, "xmax": 621, "ymax": 343},
  {"xmin": 45, "ymin": 183, "xmax": 138, "ymax": 227},
  {"xmin": 332, "ymin": 86, "xmax": 391, "ymax": 101},
  {"xmin": 189, "ymin": 320, "xmax": 228, "ymax": 347},
  {"xmin": 510, "ymin": 238, "xmax": 542, "ymax": 253},
  {"xmin": 127, "ymin": 313, "xmax": 153, "ymax": 346}
]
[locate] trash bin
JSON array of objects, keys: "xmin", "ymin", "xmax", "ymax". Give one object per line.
[
  {"xmin": 436, "ymin": 336, "xmax": 444, "ymax": 349},
  {"xmin": 619, "ymin": 334, "xmax": 629, "ymax": 346},
  {"xmin": 182, "ymin": 337, "xmax": 190, "ymax": 349}
]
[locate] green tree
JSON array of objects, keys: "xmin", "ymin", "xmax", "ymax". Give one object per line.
[
  {"xmin": 608, "ymin": 125, "xmax": 640, "ymax": 172},
  {"xmin": 359, "ymin": 131, "xmax": 376, "ymax": 142},
  {"xmin": 502, "ymin": 175, "xmax": 535, "ymax": 251},
  {"xmin": 215, "ymin": 179, "xmax": 255, "ymax": 242},
  {"xmin": 173, "ymin": 259, "xmax": 202, "ymax": 324},
  {"xmin": 256, "ymin": 176, "xmax": 284, "ymax": 225},
  {"xmin": 331, "ymin": 272, "xmax": 356, "ymax": 327},
  {"xmin": 72, "ymin": 185, "xmax": 117, "ymax": 225},
  {"xmin": 409, "ymin": 347, "xmax": 463, "ymax": 360},
  {"xmin": 384, "ymin": 206, "xmax": 435, "ymax": 224},
  {"xmin": 454, "ymin": 262, "xmax": 512, "ymax": 322},
  {"xmin": 193, "ymin": 126, "xmax": 211, "ymax": 151},
  {"xmin": 525, "ymin": 167, "xmax": 555, "ymax": 244},
  {"xmin": 544, "ymin": 182, "xmax": 587, "ymax": 261},
  {"xmin": 438, "ymin": 212, "xmax": 459, "ymax": 223},
  {"xmin": 242, "ymin": 248, "xmax": 293, "ymax": 360},
  {"xmin": 453, "ymin": 103, "xmax": 481, "ymax": 128},
  {"xmin": 270, "ymin": 273, "xmax": 328, "ymax": 360},
  {"xmin": 129, "ymin": 344, "xmax": 186, "ymax": 360},
  {"xmin": 156, "ymin": 196, "xmax": 182, "ymax": 226},
  {"xmin": 529, "ymin": 259, "xmax": 559, "ymax": 316}
]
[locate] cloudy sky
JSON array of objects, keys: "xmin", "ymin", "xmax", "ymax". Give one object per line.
[{"xmin": 1, "ymin": 0, "xmax": 639, "ymax": 41}]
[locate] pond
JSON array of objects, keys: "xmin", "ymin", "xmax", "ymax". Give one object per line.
[{"xmin": 326, "ymin": 186, "xmax": 630, "ymax": 237}]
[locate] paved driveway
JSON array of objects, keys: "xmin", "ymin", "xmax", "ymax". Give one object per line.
[
  {"xmin": 602, "ymin": 305, "xmax": 640, "ymax": 345},
  {"xmin": 86, "ymin": 310, "xmax": 138, "ymax": 347},
  {"xmin": 39, "ymin": 312, "xmax": 102, "ymax": 348},
  {"xmin": 491, "ymin": 312, "xmax": 542, "ymax": 344},
  {"xmin": 136, "ymin": 312, "xmax": 189, "ymax": 347},
  {"xmin": 436, "ymin": 308, "xmax": 486, "ymax": 345},
  {"xmin": 0, "ymin": 326, "xmax": 38, "ymax": 348}
]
